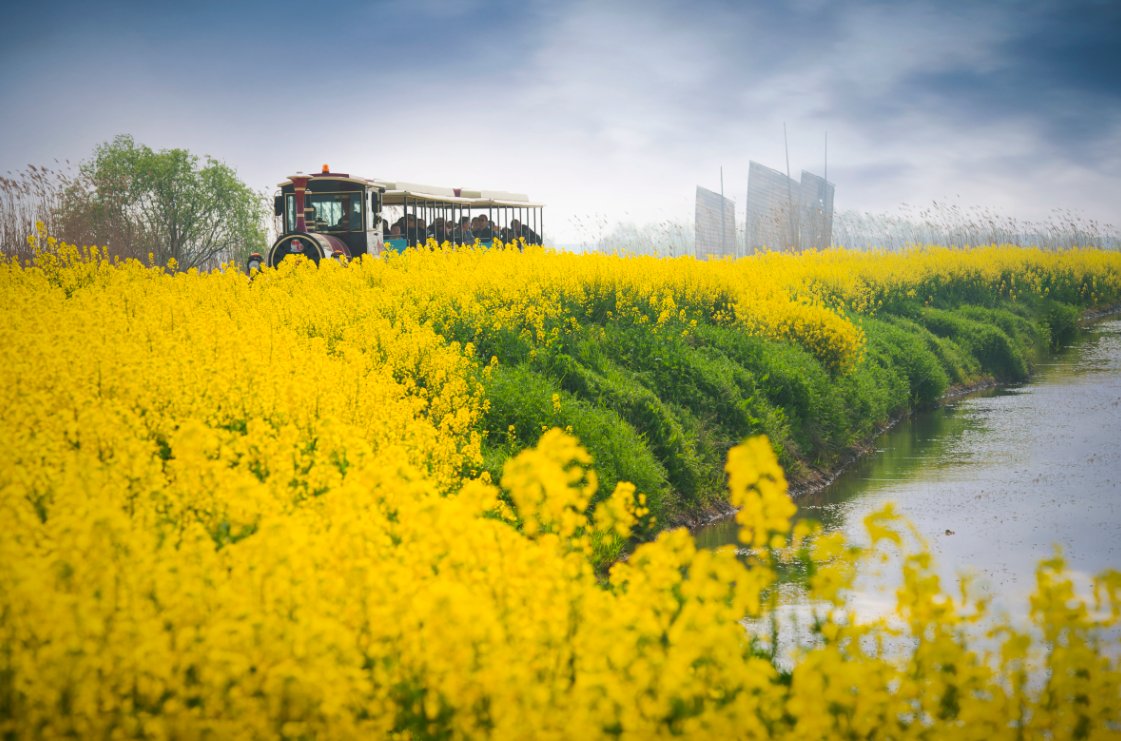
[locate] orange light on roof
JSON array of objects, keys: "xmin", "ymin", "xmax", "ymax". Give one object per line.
[{"xmin": 322, "ymin": 164, "xmax": 330, "ymax": 173}]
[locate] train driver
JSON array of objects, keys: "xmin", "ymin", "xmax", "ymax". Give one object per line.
[{"xmin": 332, "ymin": 197, "xmax": 356, "ymax": 231}]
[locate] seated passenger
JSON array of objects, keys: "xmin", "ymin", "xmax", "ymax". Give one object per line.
[
  {"xmin": 455, "ymin": 216, "xmax": 473, "ymax": 244},
  {"xmin": 332, "ymin": 198, "xmax": 354, "ymax": 231},
  {"xmin": 473, "ymin": 215, "xmax": 494, "ymax": 240},
  {"xmin": 429, "ymin": 217, "xmax": 450, "ymax": 244},
  {"xmin": 404, "ymin": 215, "xmax": 422, "ymax": 244},
  {"xmin": 509, "ymin": 219, "xmax": 540, "ymax": 245}
]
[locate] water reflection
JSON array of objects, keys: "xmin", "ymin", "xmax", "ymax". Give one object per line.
[{"xmin": 697, "ymin": 319, "xmax": 1121, "ymax": 625}]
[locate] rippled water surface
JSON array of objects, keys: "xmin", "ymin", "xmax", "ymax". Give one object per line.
[{"xmin": 697, "ymin": 319, "xmax": 1121, "ymax": 621}]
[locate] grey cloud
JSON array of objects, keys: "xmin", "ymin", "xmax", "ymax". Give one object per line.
[{"xmin": 0, "ymin": 0, "xmax": 1116, "ymax": 243}]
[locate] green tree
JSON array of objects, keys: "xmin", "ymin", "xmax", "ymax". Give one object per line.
[{"xmin": 58, "ymin": 135, "xmax": 266, "ymax": 269}]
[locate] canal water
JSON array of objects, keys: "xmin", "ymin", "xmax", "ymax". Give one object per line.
[{"xmin": 696, "ymin": 318, "xmax": 1121, "ymax": 625}]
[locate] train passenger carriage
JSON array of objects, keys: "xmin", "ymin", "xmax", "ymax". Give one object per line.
[{"xmin": 248, "ymin": 165, "xmax": 544, "ymax": 272}]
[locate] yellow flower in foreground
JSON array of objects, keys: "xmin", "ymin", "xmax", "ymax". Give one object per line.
[{"xmin": 1, "ymin": 238, "xmax": 1119, "ymax": 737}]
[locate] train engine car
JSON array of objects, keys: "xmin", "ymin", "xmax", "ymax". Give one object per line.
[{"xmin": 248, "ymin": 166, "xmax": 385, "ymax": 271}]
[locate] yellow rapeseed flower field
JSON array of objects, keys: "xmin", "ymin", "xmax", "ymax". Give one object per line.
[{"xmin": 2, "ymin": 231, "xmax": 1119, "ymax": 737}]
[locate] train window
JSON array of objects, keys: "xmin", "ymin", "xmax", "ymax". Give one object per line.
[
  {"xmin": 303, "ymin": 193, "xmax": 363, "ymax": 232},
  {"xmin": 285, "ymin": 195, "xmax": 296, "ymax": 232},
  {"xmin": 283, "ymin": 193, "xmax": 365, "ymax": 233}
]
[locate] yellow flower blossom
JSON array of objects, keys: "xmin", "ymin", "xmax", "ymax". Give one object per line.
[{"xmin": 1, "ymin": 236, "xmax": 1119, "ymax": 737}]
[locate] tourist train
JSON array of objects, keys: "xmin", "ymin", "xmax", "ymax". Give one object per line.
[{"xmin": 247, "ymin": 166, "xmax": 544, "ymax": 271}]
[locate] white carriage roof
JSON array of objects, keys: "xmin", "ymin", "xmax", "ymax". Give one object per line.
[
  {"xmin": 277, "ymin": 173, "xmax": 541, "ymax": 208},
  {"xmin": 381, "ymin": 190, "xmax": 541, "ymax": 209},
  {"xmin": 373, "ymin": 179, "xmax": 539, "ymax": 208}
]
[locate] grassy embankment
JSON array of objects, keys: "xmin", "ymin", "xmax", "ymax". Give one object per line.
[{"xmin": 458, "ymin": 250, "xmax": 1110, "ymax": 542}]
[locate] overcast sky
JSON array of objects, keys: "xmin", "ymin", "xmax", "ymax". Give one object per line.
[{"xmin": 2, "ymin": 0, "xmax": 1119, "ymax": 245}]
